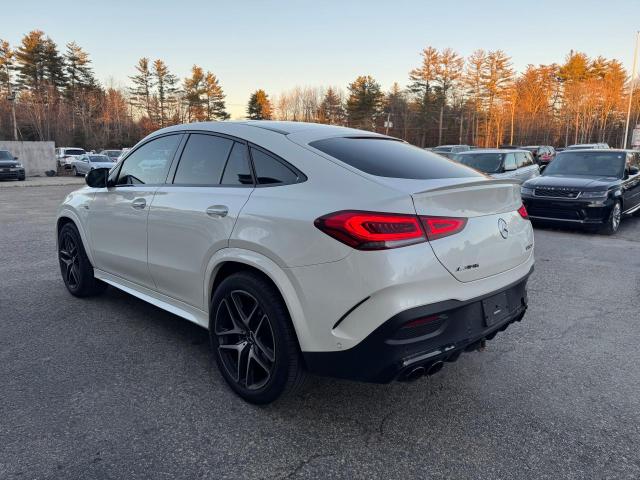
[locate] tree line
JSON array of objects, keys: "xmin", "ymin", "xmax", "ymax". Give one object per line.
[{"xmin": 1, "ymin": 30, "xmax": 639, "ymax": 150}]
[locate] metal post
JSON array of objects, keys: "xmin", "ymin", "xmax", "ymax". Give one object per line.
[{"xmin": 623, "ymin": 31, "xmax": 640, "ymax": 149}]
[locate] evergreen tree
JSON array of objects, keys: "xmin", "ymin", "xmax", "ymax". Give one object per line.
[
  {"xmin": 42, "ymin": 38, "xmax": 65, "ymax": 89},
  {"xmin": 346, "ymin": 75, "xmax": 383, "ymax": 129},
  {"xmin": 318, "ymin": 87, "xmax": 344, "ymax": 124},
  {"xmin": 183, "ymin": 65, "xmax": 206, "ymax": 122},
  {"xmin": 0, "ymin": 39, "xmax": 15, "ymax": 96},
  {"xmin": 64, "ymin": 41, "xmax": 96, "ymax": 99},
  {"xmin": 129, "ymin": 57, "xmax": 154, "ymax": 119},
  {"xmin": 247, "ymin": 89, "xmax": 272, "ymax": 119},
  {"xmin": 204, "ymin": 71, "xmax": 229, "ymax": 120},
  {"xmin": 152, "ymin": 59, "xmax": 179, "ymax": 127},
  {"xmin": 15, "ymin": 30, "xmax": 47, "ymax": 91}
]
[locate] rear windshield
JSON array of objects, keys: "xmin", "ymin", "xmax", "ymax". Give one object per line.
[
  {"xmin": 457, "ymin": 153, "xmax": 504, "ymax": 174},
  {"xmin": 309, "ymin": 137, "xmax": 482, "ymax": 180},
  {"xmin": 65, "ymin": 149, "xmax": 85, "ymax": 156},
  {"xmin": 89, "ymin": 155, "xmax": 111, "ymax": 163},
  {"xmin": 432, "ymin": 146, "xmax": 453, "ymax": 152},
  {"xmin": 543, "ymin": 151, "xmax": 625, "ymax": 178}
]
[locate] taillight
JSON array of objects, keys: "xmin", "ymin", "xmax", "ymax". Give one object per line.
[
  {"xmin": 419, "ymin": 216, "xmax": 467, "ymax": 241},
  {"xmin": 518, "ymin": 204, "xmax": 529, "ymax": 219},
  {"xmin": 315, "ymin": 211, "xmax": 468, "ymax": 250},
  {"xmin": 314, "ymin": 210, "xmax": 426, "ymax": 250}
]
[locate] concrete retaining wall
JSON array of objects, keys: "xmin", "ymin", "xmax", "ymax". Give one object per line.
[{"xmin": 0, "ymin": 141, "xmax": 56, "ymax": 176}]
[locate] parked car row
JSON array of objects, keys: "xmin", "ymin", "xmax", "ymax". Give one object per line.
[{"xmin": 56, "ymin": 147, "xmax": 125, "ymax": 168}]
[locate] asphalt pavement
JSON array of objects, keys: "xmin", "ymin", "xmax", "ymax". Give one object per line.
[{"xmin": 1, "ymin": 184, "xmax": 639, "ymax": 479}]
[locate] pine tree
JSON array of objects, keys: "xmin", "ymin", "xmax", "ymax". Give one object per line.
[
  {"xmin": 42, "ymin": 38, "xmax": 65, "ymax": 90},
  {"xmin": 183, "ymin": 65, "xmax": 206, "ymax": 122},
  {"xmin": 346, "ymin": 75, "xmax": 383, "ymax": 130},
  {"xmin": 64, "ymin": 41, "xmax": 96, "ymax": 99},
  {"xmin": 152, "ymin": 59, "xmax": 179, "ymax": 127},
  {"xmin": 204, "ymin": 72, "xmax": 229, "ymax": 120},
  {"xmin": 0, "ymin": 39, "xmax": 15, "ymax": 96},
  {"xmin": 318, "ymin": 87, "xmax": 344, "ymax": 124},
  {"xmin": 129, "ymin": 57, "xmax": 155, "ymax": 119},
  {"xmin": 15, "ymin": 30, "xmax": 47, "ymax": 91},
  {"xmin": 247, "ymin": 89, "xmax": 272, "ymax": 119}
]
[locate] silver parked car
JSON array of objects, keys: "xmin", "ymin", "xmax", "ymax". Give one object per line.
[
  {"xmin": 454, "ymin": 149, "xmax": 539, "ymax": 183},
  {"xmin": 71, "ymin": 154, "xmax": 115, "ymax": 176}
]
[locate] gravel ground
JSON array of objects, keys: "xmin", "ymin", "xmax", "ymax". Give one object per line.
[{"xmin": 1, "ymin": 185, "xmax": 639, "ymax": 479}]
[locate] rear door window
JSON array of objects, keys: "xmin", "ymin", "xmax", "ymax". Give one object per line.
[
  {"xmin": 309, "ymin": 137, "xmax": 481, "ymax": 179},
  {"xmin": 173, "ymin": 134, "xmax": 233, "ymax": 185},
  {"xmin": 221, "ymin": 142, "xmax": 254, "ymax": 186}
]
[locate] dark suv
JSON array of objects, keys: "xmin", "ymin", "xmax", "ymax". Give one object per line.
[
  {"xmin": 0, "ymin": 150, "xmax": 25, "ymax": 181},
  {"xmin": 521, "ymin": 149, "xmax": 640, "ymax": 234}
]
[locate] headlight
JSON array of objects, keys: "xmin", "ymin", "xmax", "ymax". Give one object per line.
[
  {"xmin": 580, "ymin": 190, "xmax": 608, "ymax": 198},
  {"xmin": 520, "ymin": 187, "xmax": 534, "ymax": 196},
  {"xmin": 14, "ymin": 163, "xmax": 23, "ymax": 168}
]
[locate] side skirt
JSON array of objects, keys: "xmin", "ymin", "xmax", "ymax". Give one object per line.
[{"xmin": 94, "ymin": 269, "xmax": 209, "ymax": 329}]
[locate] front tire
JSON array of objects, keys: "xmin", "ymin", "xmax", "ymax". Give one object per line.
[
  {"xmin": 72, "ymin": 166, "xmax": 79, "ymax": 177},
  {"xmin": 209, "ymin": 272, "xmax": 305, "ymax": 404},
  {"xmin": 58, "ymin": 223, "xmax": 107, "ymax": 297},
  {"xmin": 601, "ymin": 201, "xmax": 621, "ymax": 235}
]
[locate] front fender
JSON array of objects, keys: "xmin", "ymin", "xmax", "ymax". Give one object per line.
[
  {"xmin": 57, "ymin": 189, "xmax": 96, "ymax": 266},
  {"xmin": 204, "ymin": 248, "xmax": 311, "ymax": 350}
]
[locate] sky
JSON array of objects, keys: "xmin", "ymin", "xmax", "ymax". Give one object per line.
[{"xmin": 3, "ymin": 0, "xmax": 639, "ymax": 119}]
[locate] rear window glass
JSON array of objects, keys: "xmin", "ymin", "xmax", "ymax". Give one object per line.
[
  {"xmin": 309, "ymin": 137, "xmax": 481, "ymax": 180},
  {"xmin": 65, "ymin": 149, "xmax": 85, "ymax": 156}
]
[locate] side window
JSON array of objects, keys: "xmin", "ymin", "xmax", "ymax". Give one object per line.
[
  {"xmin": 251, "ymin": 148, "xmax": 299, "ymax": 185},
  {"xmin": 525, "ymin": 152, "xmax": 534, "ymax": 166},
  {"xmin": 116, "ymin": 135, "xmax": 181, "ymax": 186},
  {"xmin": 515, "ymin": 153, "xmax": 526, "ymax": 168},
  {"xmin": 173, "ymin": 134, "xmax": 233, "ymax": 185},
  {"xmin": 220, "ymin": 142, "xmax": 253, "ymax": 185},
  {"xmin": 504, "ymin": 154, "xmax": 517, "ymax": 171}
]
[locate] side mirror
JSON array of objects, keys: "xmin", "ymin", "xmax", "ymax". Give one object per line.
[
  {"xmin": 85, "ymin": 168, "xmax": 109, "ymax": 188},
  {"xmin": 13, "ymin": 156, "xmax": 18, "ymax": 160},
  {"xmin": 539, "ymin": 164, "xmax": 547, "ymax": 173},
  {"xmin": 629, "ymin": 166, "xmax": 639, "ymax": 175}
]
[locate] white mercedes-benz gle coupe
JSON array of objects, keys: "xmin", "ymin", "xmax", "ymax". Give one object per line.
[{"xmin": 56, "ymin": 121, "xmax": 534, "ymax": 404}]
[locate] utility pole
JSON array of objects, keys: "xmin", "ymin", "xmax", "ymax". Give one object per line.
[{"xmin": 623, "ymin": 31, "xmax": 640, "ymax": 149}]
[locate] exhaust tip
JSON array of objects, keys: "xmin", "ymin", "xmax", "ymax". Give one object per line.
[
  {"xmin": 404, "ymin": 366, "xmax": 425, "ymax": 382},
  {"xmin": 425, "ymin": 361, "xmax": 444, "ymax": 376}
]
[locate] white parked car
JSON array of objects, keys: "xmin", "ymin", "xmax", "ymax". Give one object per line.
[
  {"xmin": 56, "ymin": 121, "xmax": 534, "ymax": 404},
  {"xmin": 454, "ymin": 149, "xmax": 540, "ymax": 183},
  {"xmin": 70, "ymin": 154, "xmax": 115, "ymax": 176},
  {"xmin": 56, "ymin": 147, "xmax": 86, "ymax": 167}
]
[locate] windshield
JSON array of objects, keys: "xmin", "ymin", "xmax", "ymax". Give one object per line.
[
  {"xmin": 543, "ymin": 151, "xmax": 625, "ymax": 178},
  {"xmin": 457, "ymin": 153, "xmax": 504, "ymax": 174},
  {"xmin": 432, "ymin": 146, "xmax": 453, "ymax": 153},
  {"xmin": 0, "ymin": 151, "xmax": 13, "ymax": 160},
  {"xmin": 104, "ymin": 150, "xmax": 121, "ymax": 158},
  {"xmin": 65, "ymin": 149, "xmax": 85, "ymax": 156},
  {"xmin": 89, "ymin": 155, "xmax": 111, "ymax": 163},
  {"xmin": 567, "ymin": 145, "xmax": 595, "ymax": 150},
  {"xmin": 309, "ymin": 137, "xmax": 482, "ymax": 180}
]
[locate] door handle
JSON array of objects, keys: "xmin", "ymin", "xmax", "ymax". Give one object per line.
[
  {"xmin": 206, "ymin": 205, "xmax": 229, "ymax": 218},
  {"xmin": 132, "ymin": 198, "xmax": 147, "ymax": 210}
]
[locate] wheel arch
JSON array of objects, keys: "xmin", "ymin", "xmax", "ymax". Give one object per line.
[
  {"xmin": 205, "ymin": 248, "xmax": 311, "ymax": 351},
  {"xmin": 56, "ymin": 211, "xmax": 96, "ymax": 266}
]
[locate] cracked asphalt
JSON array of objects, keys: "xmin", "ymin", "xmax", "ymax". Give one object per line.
[{"xmin": 1, "ymin": 184, "xmax": 640, "ymax": 479}]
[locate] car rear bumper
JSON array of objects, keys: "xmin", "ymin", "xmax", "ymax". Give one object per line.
[
  {"xmin": 303, "ymin": 267, "xmax": 532, "ymax": 383},
  {"xmin": 522, "ymin": 195, "xmax": 614, "ymax": 224}
]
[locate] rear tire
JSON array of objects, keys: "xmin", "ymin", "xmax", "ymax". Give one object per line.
[
  {"xmin": 209, "ymin": 271, "xmax": 305, "ymax": 404},
  {"xmin": 72, "ymin": 166, "xmax": 79, "ymax": 177},
  {"xmin": 600, "ymin": 201, "xmax": 621, "ymax": 235},
  {"xmin": 58, "ymin": 223, "xmax": 107, "ymax": 297}
]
